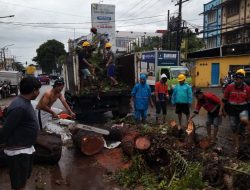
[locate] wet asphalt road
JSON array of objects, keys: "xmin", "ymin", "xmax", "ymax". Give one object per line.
[{"xmin": 0, "ymin": 85, "xmax": 235, "ymax": 190}]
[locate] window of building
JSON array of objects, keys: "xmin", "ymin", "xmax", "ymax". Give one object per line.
[
  {"xmin": 207, "ymin": 37, "xmax": 217, "ymax": 48},
  {"xmin": 208, "ymin": 10, "xmax": 216, "ymax": 23},
  {"xmin": 225, "ymin": 31, "xmax": 242, "ymax": 44},
  {"xmin": 226, "ymin": 3, "xmax": 239, "ymax": 17}
]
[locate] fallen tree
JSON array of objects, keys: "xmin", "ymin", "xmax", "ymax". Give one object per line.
[{"xmin": 72, "ymin": 129, "xmax": 104, "ymax": 156}]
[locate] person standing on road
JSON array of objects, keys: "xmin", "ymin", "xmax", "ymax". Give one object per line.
[
  {"xmin": 36, "ymin": 79, "xmax": 76, "ymax": 129},
  {"xmin": 155, "ymin": 74, "xmax": 169, "ymax": 124},
  {"xmin": 0, "ymin": 77, "xmax": 41, "ymax": 190},
  {"xmin": 131, "ymin": 73, "xmax": 154, "ymax": 124},
  {"xmin": 190, "ymin": 88, "xmax": 221, "ymax": 143},
  {"xmin": 220, "ymin": 69, "xmax": 250, "ymax": 153},
  {"xmin": 171, "ymin": 74, "xmax": 192, "ymax": 129},
  {"xmin": 104, "ymin": 42, "xmax": 118, "ymax": 86}
]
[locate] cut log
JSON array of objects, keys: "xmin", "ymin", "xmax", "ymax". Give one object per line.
[
  {"xmin": 121, "ymin": 130, "xmax": 140, "ymax": 157},
  {"xmin": 73, "ymin": 130, "xmax": 104, "ymax": 156},
  {"xmin": 135, "ymin": 136, "xmax": 151, "ymax": 150},
  {"xmin": 199, "ymin": 138, "xmax": 210, "ymax": 149},
  {"xmin": 34, "ymin": 131, "xmax": 62, "ymax": 165},
  {"xmin": 185, "ymin": 120, "xmax": 196, "ymax": 145}
]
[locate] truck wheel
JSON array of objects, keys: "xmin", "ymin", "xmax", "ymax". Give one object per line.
[
  {"xmin": 15, "ymin": 88, "xmax": 18, "ymax": 96},
  {"xmin": 112, "ymin": 111, "xmax": 127, "ymax": 118},
  {"xmin": 112, "ymin": 111, "xmax": 119, "ymax": 118}
]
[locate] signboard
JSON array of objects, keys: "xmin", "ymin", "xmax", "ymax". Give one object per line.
[
  {"xmin": 157, "ymin": 51, "xmax": 178, "ymax": 66},
  {"xmin": 91, "ymin": 3, "xmax": 116, "ymax": 49},
  {"xmin": 141, "ymin": 52, "xmax": 156, "ymax": 85}
]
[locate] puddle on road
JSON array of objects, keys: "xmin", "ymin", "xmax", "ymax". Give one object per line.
[{"xmin": 0, "ymin": 147, "xmax": 121, "ymax": 190}]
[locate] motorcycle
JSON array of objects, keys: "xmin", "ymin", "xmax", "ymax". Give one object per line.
[{"xmin": 0, "ymin": 80, "xmax": 11, "ymax": 99}]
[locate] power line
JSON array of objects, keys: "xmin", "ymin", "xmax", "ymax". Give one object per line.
[
  {"xmin": 119, "ymin": 0, "xmax": 146, "ymax": 19},
  {"xmin": 117, "ymin": 19, "xmax": 166, "ymax": 28},
  {"xmin": 0, "ymin": 0, "xmax": 89, "ymax": 18},
  {"xmin": 126, "ymin": 0, "xmax": 154, "ymax": 18},
  {"xmin": 0, "ymin": 18, "xmax": 167, "ymax": 30},
  {"xmin": 0, "ymin": 14, "xmax": 167, "ymax": 25}
]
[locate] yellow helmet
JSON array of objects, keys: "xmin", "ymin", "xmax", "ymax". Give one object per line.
[
  {"xmin": 236, "ymin": 69, "xmax": 245, "ymax": 76},
  {"xmin": 105, "ymin": 42, "xmax": 112, "ymax": 48},
  {"xmin": 177, "ymin": 74, "xmax": 186, "ymax": 81},
  {"xmin": 82, "ymin": 41, "xmax": 90, "ymax": 47}
]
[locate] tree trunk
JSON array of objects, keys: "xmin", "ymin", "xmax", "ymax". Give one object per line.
[
  {"xmin": 73, "ymin": 130, "xmax": 104, "ymax": 156},
  {"xmin": 121, "ymin": 130, "xmax": 140, "ymax": 157},
  {"xmin": 34, "ymin": 131, "xmax": 62, "ymax": 165},
  {"xmin": 135, "ymin": 136, "xmax": 151, "ymax": 150}
]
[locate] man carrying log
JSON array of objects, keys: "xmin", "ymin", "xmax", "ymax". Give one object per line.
[
  {"xmin": 0, "ymin": 77, "xmax": 41, "ymax": 190},
  {"xmin": 131, "ymin": 73, "xmax": 154, "ymax": 124},
  {"xmin": 190, "ymin": 88, "xmax": 221, "ymax": 144},
  {"xmin": 36, "ymin": 79, "xmax": 76, "ymax": 129}
]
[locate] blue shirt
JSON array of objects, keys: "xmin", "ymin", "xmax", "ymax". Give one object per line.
[{"xmin": 171, "ymin": 83, "xmax": 192, "ymax": 104}]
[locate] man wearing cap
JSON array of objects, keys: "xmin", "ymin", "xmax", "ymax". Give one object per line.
[
  {"xmin": 220, "ymin": 69, "xmax": 250, "ymax": 152},
  {"xmin": 155, "ymin": 74, "xmax": 169, "ymax": 124},
  {"xmin": 104, "ymin": 42, "xmax": 118, "ymax": 86},
  {"xmin": 36, "ymin": 79, "xmax": 76, "ymax": 129},
  {"xmin": 78, "ymin": 41, "xmax": 93, "ymax": 81},
  {"xmin": 171, "ymin": 74, "xmax": 192, "ymax": 128},
  {"xmin": 190, "ymin": 89, "xmax": 221, "ymax": 143},
  {"xmin": 131, "ymin": 74, "xmax": 154, "ymax": 124}
]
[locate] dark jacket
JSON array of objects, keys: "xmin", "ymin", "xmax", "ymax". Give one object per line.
[{"xmin": 0, "ymin": 96, "xmax": 39, "ymax": 148}]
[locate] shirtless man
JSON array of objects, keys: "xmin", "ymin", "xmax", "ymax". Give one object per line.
[{"xmin": 36, "ymin": 79, "xmax": 76, "ymax": 129}]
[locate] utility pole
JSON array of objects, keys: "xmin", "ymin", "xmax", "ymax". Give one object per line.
[
  {"xmin": 167, "ymin": 10, "xmax": 170, "ymax": 50},
  {"xmin": 175, "ymin": 0, "xmax": 189, "ymax": 52}
]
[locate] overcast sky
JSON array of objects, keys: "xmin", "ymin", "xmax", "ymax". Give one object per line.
[{"xmin": 0, "ymin": 0, "xmax": 209, "ymax": 65}]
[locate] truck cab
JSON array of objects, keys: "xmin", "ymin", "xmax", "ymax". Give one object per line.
[{"xmin": 158, "ymin": 66, "xmax": 192, "ymax": 94}]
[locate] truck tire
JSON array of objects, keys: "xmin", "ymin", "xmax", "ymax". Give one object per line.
[
  {"xmin": 14, "ymin": 86, "xmax": 18, "ymax": 96},
  {"xmin": 112, "ymin": 111, "xmax": 127, "ymax": 118}
]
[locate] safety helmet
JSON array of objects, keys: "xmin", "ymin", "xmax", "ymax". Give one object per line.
[
  {"xmin": 160, "ymin": 74, "xmax": 167, "ymax": 79},
  {"xmin": 177, "ymin": 74, "xmax": 186, "ymax": 81},
  {"xmin": 236, "ymin": 69, "xmax": 246, "ymax": 76},
  {"xmin": 82, "ymin": 41, "xmax": 90, "ymax": 47},
  {"xmin": 105, "ymin": 42, "xmax": 112, "ymax": 48}
]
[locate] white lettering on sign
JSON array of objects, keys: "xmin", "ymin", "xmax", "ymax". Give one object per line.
[{"xmin": 164, "ymin": 53, "xmax": 177, "ymax": 59}]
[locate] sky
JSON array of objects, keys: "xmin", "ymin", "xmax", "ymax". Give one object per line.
[{"xmin": 0, "ymin": 0, "xmax": 210, "ymax": 65}]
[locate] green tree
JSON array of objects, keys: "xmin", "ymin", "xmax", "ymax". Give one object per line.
[
  {"xmin": 162, "ymin": 29, "xmax": 204, "ymax": 53},
  {"xmin": 33, "ymin": 39, "xmax": 66, "ymax": 73},
  {"xmin": 131, "ymin": 36, "xmax": 162, "ymax": 53}
]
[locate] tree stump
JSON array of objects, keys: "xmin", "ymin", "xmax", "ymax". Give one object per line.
[
  {"xmin": 34, "ymin": 131, "xmax": 62, "ymax": 165},
  {"xmin": 73, "ymin": 130, "xmax": 104, "ymax": 156},
  {"xmin": 135, "ymin": 136, "xmax": 151, "ymax": 150},
  {"xmin": 121, "ymin": 130, "xmax": 140, "ymax": 157}
]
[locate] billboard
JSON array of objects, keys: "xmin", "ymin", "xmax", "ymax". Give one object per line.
[
  {"xmin": 91, "ymin": 3, "xmax": 116, "ymax": 49},
  {"xmin": 157, "ymin": 51, "xmax": 179, "ymax": 66}
]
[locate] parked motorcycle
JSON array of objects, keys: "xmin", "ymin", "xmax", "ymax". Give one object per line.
[{"xmin": 0, "ymin": 80, "xmax": 11, "ymax": 99}]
